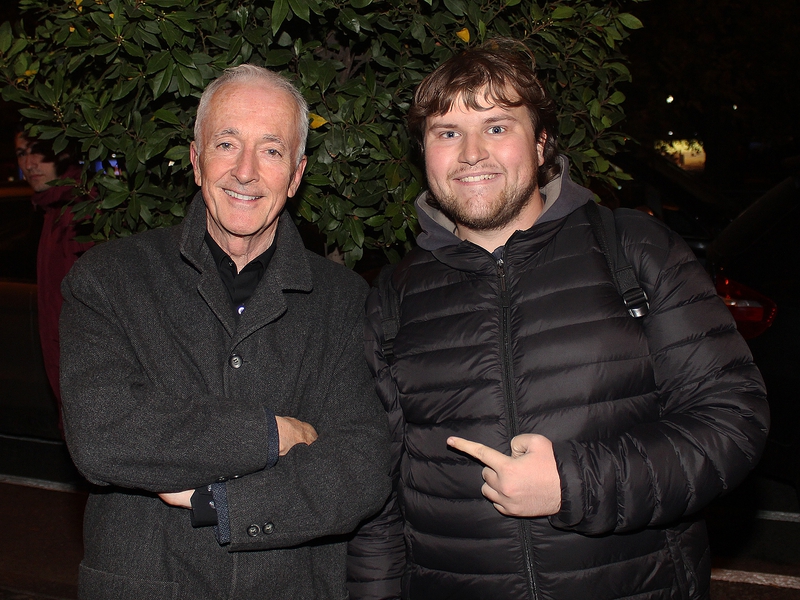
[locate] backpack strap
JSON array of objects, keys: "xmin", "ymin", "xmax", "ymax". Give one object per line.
[
  {"xmin": 375, "ymin": 263, "xmax": 400, "ymax": 363},
  {"xmin": 584, "ymin": 201, "xmax": 649, "ymax": 318}
]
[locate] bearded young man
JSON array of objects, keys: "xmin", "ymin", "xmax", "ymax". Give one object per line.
[{"xmin": 347, "ymin": 40, "xmax": 768, "ymax": 600}]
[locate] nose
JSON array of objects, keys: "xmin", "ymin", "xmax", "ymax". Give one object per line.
[
  {"xmin": 458, "ymin": 133, "xmax": 488, "ymax": 166},
  {"xmin": 231, "ymin": 147, "xmax": 258, "ymax": 184}
]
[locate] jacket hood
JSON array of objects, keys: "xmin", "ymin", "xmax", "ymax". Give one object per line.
[{"xmin": 414, "ymin": 154, "xmax": 594, "ymax": 252}]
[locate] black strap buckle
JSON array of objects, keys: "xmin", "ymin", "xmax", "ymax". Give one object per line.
[{"xmin": 623, "ymin": 288, "xmax": 650, "ymax": 318}]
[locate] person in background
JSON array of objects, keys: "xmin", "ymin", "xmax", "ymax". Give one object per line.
[
  {"xmin": 14, "ymin": 130, "xmax": 93, "ymax": 426},
  {"xmin": 347, "ymin": 39, "xmax": 768, "ymax": 600}
]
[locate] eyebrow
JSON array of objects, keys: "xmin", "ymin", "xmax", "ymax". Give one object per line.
[
  {"xmin": 483, "ymin": 114, "xmax": 519, "ymax": 124},
  {"xmin": 427, "ymin": 114, "xmax": 520, "ymax": 131},
  {"xmin": 212, "ymin": 129, "xmax": 287, "ymax": 147}
]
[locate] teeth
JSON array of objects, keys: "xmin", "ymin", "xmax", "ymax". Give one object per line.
[
  {"xmin": 226, "ymin": 190, "xmax": 260, "ymax": 201},
  {"xmin": 459, "ymin": 174, "xmax": 496, "ymax": 183}
]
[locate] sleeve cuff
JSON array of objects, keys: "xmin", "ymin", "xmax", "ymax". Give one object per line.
[
  {"xmin": 548, "ymin": 440, "xmax": 584, "ymax": 529},
  {"xmin": 211, "ymin": 481, "xmax": 231, "ymax": 545},
  {"xmin": 190, "ymin": 485, "xmax": 218, "ymax": 528},
  {"xmin": 265, "ymin": 407, "xmax": 279, "ymax": 469}
]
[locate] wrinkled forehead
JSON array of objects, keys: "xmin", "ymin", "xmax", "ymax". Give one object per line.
[{"xmin": 204, "ymin": 81, "xmax": 301, "ymax": 136}]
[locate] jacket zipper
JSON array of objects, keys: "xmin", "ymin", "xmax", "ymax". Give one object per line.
[
  {"xmin": 497, "ymin": 258, "xmax": 539, "ymax": 600},
  {"xmin": 498, "ymin": 259, "xmax": 518, "ymax": 434}
]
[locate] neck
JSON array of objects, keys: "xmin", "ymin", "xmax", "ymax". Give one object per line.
[{"xmin": 207, "ymin": 225, "xmax": 277, "ymax": 273}]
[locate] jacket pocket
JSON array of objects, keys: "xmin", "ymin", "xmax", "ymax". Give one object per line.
[{"xmin": 79, "ymin": 564, "xmax": 180, "ymax": 600}]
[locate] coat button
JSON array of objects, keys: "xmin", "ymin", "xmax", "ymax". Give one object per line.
[
  {"xmin": 229, "ymin": 354, "xmax": 243, "ymax": 369},
  {"xmin": 247, "ymin": 524, "xmax": 261, "ymax": 537},
  {"xmin": 263, "ymin": 522, "xmax": 275, "ymax": 534}
]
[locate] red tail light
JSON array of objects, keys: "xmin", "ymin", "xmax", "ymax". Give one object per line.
[{"xmin": 715, "ymin": 277, "xmax": 777, "ymax": 340}]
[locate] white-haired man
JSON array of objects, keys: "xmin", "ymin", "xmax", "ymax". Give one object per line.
[{"xmin": 61, "ymin": 64, "xmax": 390, "ymax": 599}]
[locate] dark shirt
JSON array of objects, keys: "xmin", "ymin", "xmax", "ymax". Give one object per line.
[
  {"xmin": 190, "ymin": 232, "xmax": 279, "ymax": 536},
  {"xmin": 204, "ymin": 232, "xmax": 277, "ymax": 317}
]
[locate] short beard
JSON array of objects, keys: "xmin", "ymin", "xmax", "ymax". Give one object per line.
[{"xmin": 431, "ymin": 172, "xmax": 540, "ymax": 232}]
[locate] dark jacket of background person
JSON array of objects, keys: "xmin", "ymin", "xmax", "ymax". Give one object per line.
[
  {"xmin": 348, "ymin": 161, "xmax": 769, "ymax": 600},
  {"xmin": 30, "ymin": 163, "xmax": 92, "ymax": 407},
  {"xmin": 60, "ymin": 195, "xmax": 391, "ymax": 599}
]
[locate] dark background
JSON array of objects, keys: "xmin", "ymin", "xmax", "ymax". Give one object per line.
[{"xmin": 623, "ymin": 0, "xmax": 800, "ymax": 198}]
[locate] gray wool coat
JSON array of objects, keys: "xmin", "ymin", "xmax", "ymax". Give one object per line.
[{"xmin": 60, "ymin": 193, "xmax": 391, "ymax": 599}]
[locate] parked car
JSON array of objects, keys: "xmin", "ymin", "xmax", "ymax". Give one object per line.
[{"xmin": 707, "ymin": 168, "xmax": 800, "ymax": 497}]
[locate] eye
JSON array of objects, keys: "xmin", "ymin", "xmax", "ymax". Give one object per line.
[
  {"xmin": 488, "ymin": 125, "xmax": 505, "ymax": 134},
  {"xmin": 216, "ymin": 142, "xmax": 233, "ymax": 151},
  {"xmin": 266, "ymin": 148, "xmax": 282, "ymax": 157},
  {"xmin": 441, "ymin": 130, "xmax": 458, "ymax": 139}
]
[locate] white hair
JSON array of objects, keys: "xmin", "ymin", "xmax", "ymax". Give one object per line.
[{"xmin": 194, "ymin": 64, "xmax": 309, "ymax": 165}]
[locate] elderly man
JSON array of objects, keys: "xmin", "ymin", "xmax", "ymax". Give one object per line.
[
  {"xmin": 60, "ymin": 64, "xmax": 390, "ymax": 599},
  {"xmin": 347, "ymin": 40, "xmax": 768, "ymax": 599}
]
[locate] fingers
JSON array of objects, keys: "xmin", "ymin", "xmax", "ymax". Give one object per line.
[
  {"xmin": 451, "ymin": 434, "xmax": 561, "ymax": 517},
  {"xmin": 276, "ymin": 416, "xmax": 319, "ymax": 456},
  {"xmin": 510, "ymin": 433, "xmax": 546, "ymax": 457},
  {"xmin": 447, "ymin": 436, "xmax": 508, "ymax": 470},
  {"xmin": 158, "ymin": 489, "xmax": 194, "ymax": 508},
  {"xmin": 297, "ymin": 419, "xmax": 319, "ymax": 445},
  {"xmin": 479, "ymin": 472, "xmax": 513, "ymax": 516}
]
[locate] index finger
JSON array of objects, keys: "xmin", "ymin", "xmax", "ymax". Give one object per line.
[{"xmin": 447, "ymin": 436, "xmax": 508, "ymax": 470}]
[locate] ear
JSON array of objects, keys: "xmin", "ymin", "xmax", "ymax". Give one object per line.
[
  {"xmin": 536, "ymin": 133, "xmax": 547, "ymax": 166},
  {"xmin": 288, "ymin": 155, "xmax": 308, "ymax": 198},
  {"xmin": 190, "ymin": 141, "xmax": 202, "ymax": 186}
]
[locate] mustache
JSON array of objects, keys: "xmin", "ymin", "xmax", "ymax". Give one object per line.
[{"xmin": 447, "ymin": 165, "xmax": 503, "ymax": 179}]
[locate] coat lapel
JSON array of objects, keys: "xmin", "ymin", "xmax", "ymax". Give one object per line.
[
  {"xmin": 234, "ymin": 212, "xmax": 313, "ymax": 345},
  {"xmin": 178, "ymin": 191, "xmax": 314, "ymax": 345},
  {"xmin": 179, "ymin": 192, "xmax": 237, "ymax": 337}
]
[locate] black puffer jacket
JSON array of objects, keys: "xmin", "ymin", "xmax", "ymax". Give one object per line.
[{"xmin": 348, "ymin": 159, "xmax": 768, "ymax": 600}]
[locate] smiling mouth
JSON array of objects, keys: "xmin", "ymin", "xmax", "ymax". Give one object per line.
[
  {"xmin": 457, "ymin": 174, "xmax": 498, "ymax": 183},
  {"xmin": 225, "ymin": 189, "xmax": 262, "ymax": 201}
]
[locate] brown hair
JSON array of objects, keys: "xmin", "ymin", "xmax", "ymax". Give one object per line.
[
  {"xmin": 15, "ymin": 129, "xmax": 80, "ymax": 177},
  {"xmin": 408, "ymin": 38, "xmax": 560, "ymax": 185}
]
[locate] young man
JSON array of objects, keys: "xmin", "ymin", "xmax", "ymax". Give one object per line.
[
  {"xmin": 348, "ymin": 40, "xmax": 768, "ymax": 600},
  {"xmin": 60, "ymin": 65, "xmax": 390, "ymax": 598}
]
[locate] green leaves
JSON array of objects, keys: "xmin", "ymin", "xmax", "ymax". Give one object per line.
[
  {"xmin": 0, "ymin": 21, "xmax": 13, "ymax": 53},
  {"xmin": 617, "ymin": 13, "xmax": 644, "ymax": 30},
  {"xmin": 1, "ymin": 0, "xmax": 644, "ymax": 268},
  {"xmin": 551, "ymin": 6, "xmax": 575, "ymax": 19}
]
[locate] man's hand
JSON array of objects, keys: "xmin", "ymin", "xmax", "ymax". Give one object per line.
[
  {"xmin": 157, "ymin": 416, "xmax": 317, "ymax": 507},
  {"xmin": 157, "ymin": 417, "xmax": 317, "ymax": 507},
  {"xmin": 158, "ymin": 489, "xmax": 194, "ymax": 508},
  {"xmin": 447, "ymin": 433, "xmax": 562, "ymax": 518},
  {"xmin": 276, "ymin": 416, "xmax": 318, "ymax": 456}
]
